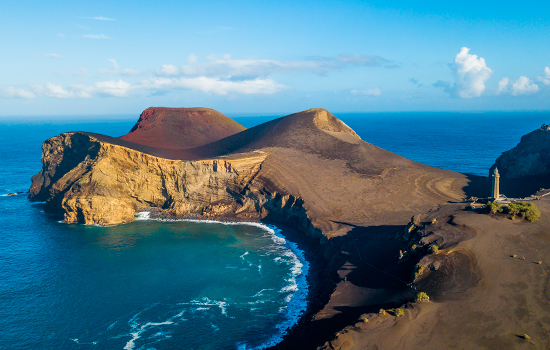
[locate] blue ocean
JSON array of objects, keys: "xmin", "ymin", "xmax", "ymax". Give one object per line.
[{"xmin": 0, "ymin": 112, "xmax": 548, "ymax": 349}]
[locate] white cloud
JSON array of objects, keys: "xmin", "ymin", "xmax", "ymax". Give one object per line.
[
  {"xmin": 435, "ymin": 47, "xmax": 493, "ymax": 98},
  {"xmin": 512, "ymin": 76, "xmax": 539, "ymax": 95},
  {"xmin": 30, "ymin": 80, "xmax": 133, "ymax": 98},
  {"xmin": 87, "ymin": 80, "xmax": 133, "ymax": 97},
  {"xmin": 155, "ymin": 54, "xmax": 393, "ymax": 79},
  {"xmin": 160, "ymin": 59, "xmax": 337, "ymax": 78},
  {"xmin": 187, "ymin": 53, "xmax": 198, "ymax": 64},
  {"xmin": 156, "ymin": 64, "xmax": 180, "ymax": 76},
  {"xmin": 497, "ymin": 76, "xmax": 539, "ymax": 95},
  {"xmin": 84, "ymin": 16, "xmax": 116, "ymax": 21},
  {"xmin": 8, "ymin": 52, "xmax": 395, "ymax": 100},
  {"xmin": 32, "ymin": 83, "xmax": 78, "ymax": 98},
  {"xmin": 0, "ymin": 87, "xmax": 35, "ymax": 99},
  {"xmin": 44, "ymin": 53, "xmax": 62, "ymax": 59},
  {"xmin": 351, "ymin": 88, "xmax": 382, "ymax": 96},
  {"xmin": 82, "ymin": 34, "xmax": 110, "ymax": 39},
  {"xmin": 451, "ymin": 47, "xmax": 493, "ymax": 98},
  {"xmin": 537, "ymin": 67, "xmax": 550, "ymax": 85},
  {"xmin": 497, "ymin": 77, "xmax": 510, "ymax": 94},
  {"xmin": 23, "ymin": 76, "xmax": 284, "ymax": 99},
  {"xmin": 139, "ymin": 76, "xmax": 288, "ymax": 95}
]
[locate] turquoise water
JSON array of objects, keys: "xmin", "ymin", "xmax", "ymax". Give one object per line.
[{"xmin": 0, "ymin": 111, "xmax": 549, "ymax": 349}]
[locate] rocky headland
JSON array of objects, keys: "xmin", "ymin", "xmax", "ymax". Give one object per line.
[
  {"xmin": 491, "ymin": 124, "xmax": 550, "ymax": 178},
  {"xmin": 29, "ymin": 108, "xmax": 550, "ymax": 349}
]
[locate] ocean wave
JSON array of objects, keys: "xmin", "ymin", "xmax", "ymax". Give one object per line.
[
  {"xmin": 119, "ymin": 305, "xmax": 186, "ymax": 350},
  {"xmin": 127, "ymin": 215, "xmax": 310, "ymax": 350},
  {"xmin": 237, "ymin": 226, "xmax": 310, "ymax": 350},
  {"xmin": 180, "ymin": 297, "xmax": 229, "ymax": 317}
]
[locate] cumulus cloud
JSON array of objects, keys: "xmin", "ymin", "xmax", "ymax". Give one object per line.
[
  {"xmin": 21, "ymin": 76, "xmax": 285, "ymax": 99},
  {"xmin": 537, "ymin": 67, "xmax": 550, "ymax": 85},
  {"xmin": 512, "ymin": 76, "xmax": 539, "ymax": 95},
  {"xmin": 351, "ymin": 88, "xmax": 382, "ymax": 96},
  {"xmin": 82, "ymin": 34, "xmax": 110, "ymax": 39},
  {"xmin": 8, "ymin": 52, "xmax": 394, "ymax": 100},
  {"xmin": 0, "ymin": 87, "xmax": 35, "ymax": 99},
  {"xmin": 44, "ymin": 53, "xmax": 61, "ymax": 59},
  {"xmin": 497, "ymin": 76, "xmax": 539, "ymax": 95},
  {"xmin": 435, "ymin": 47, "xmax": 493, "ymax": 98},
  {"xmin": 29, "ymin": 80, "xmax": 133, "ymax": 98},
  {"xmin": 497, "ymin": 77, "xmax": 510, "ymax": 94},
  {"xmin": 32, "ymin": 83, "xmax": 80, "ymax": 98},
  {"xmin": 156, "ymin": 64, "xmax": 180, "ymax": 76},
  {"xmin": 74, "ymin": 80, "xmax": 133, "ymax": 97}
]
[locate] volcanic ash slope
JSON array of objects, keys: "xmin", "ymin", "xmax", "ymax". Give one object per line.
[{"xmin": 29, "ymin": 108, "xmax": 469, "ymax": 240}]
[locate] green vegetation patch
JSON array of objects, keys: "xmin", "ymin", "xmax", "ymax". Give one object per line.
[
  {"xmin": 395, "ymin": 308, "xmax": 405, "ymax": 317},
  {"xmin": 506, "ymin": 202, "xmax": 540, "ymax": 222},
  {"xmin": 486, "ymin": 201, "xmax": 502, "ymax": 214},
  {"xmin": 416, "ymin": 291, "xmax": 430, "ymax": 302}
]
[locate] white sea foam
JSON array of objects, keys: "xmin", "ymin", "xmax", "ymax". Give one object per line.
[
  {"xmin": 134, "ymin": 211, "xmax": 151, "ymax": 220},
  {"xmin": 237, "ymin": 226, "xmax": 310, "ymax": 350},
  {"xmin": 120, "ymin": 305, "xmax": 186, "ymax": 350},
  {"xmin": 125, "ymin": 216, "xmax": 310, "ymax": 350}
]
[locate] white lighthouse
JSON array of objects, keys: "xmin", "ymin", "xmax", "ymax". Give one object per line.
[{"xmin": 492, "ymin": 167, "xmax": 500, "ymax": 200}]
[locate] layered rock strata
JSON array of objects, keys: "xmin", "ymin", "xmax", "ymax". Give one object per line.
[{"xmin": 30, "ymin": 108, "xmax": 470, "ymax": 241}]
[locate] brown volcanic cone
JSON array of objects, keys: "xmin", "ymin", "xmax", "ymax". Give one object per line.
[{"xmin": 119, "ymin": 107, "xmax": 246, "ymax": 149}]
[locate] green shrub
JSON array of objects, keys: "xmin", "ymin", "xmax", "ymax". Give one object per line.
[
  {"xmin": 506, "ymin": 202, "xmax": 540, "ymax": 222},
  {"xmin": 486, "ymin": 201, "xmax": 502, "ymax": 214},
  {"xmin": 363, "ymin": 317, "xmax": 369, "ymax": 323},
  {"xmin": 395, "ymin": 308, "xmax": 404, "ymax": 317},
  {"xmin": 430, "ymin": 244, "xmax": 439, "ymax": 253},
  {"xmin": 415, "ymin": 265, "xmax": 424, "ymax": 276},
  {"xmin": 379, "ymin": 308, "xmax": 387, "ymax": 316},
  {"xmin": 416, "ymin": 292, "xmax": 430, "ymax": 302}
]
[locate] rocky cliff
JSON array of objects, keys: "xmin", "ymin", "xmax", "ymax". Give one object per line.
[
  {"xmin": 29, "ymin": 108, "xmax": 470, "ymax": 240},
  {"xmin": 491, "ymin": 124, "xmax": 550, "ymax": 178}
]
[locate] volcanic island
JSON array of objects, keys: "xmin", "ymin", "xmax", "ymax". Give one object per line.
[{"xmin": 29, "ymin": 107, "xmax": 550, "ymax": 349}]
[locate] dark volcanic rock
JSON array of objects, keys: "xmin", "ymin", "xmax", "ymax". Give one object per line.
[{"xmin": 491, "ymin": 124, "xmax": 550, "ymax": 178}]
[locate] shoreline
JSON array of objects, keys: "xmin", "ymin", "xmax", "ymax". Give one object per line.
[{"xmin": 134, "ymin": 210, "xmax": 328, "ymax": 350}]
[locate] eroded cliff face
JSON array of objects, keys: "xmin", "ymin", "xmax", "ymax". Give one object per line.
[
  {"xmin": 29, "ymin": 132, "xmax": 325, "ymax": 241},
  {"xmin": 491, "ymin": 124, "xmax": 550, "ymax": 178}
]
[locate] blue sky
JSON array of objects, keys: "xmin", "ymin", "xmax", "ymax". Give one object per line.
[{"xmin": 1, "ymin": 0, "xmax": 549, "ymax": 117}]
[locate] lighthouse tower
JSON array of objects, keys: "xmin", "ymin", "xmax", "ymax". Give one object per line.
[{"xmin": 492, "ymin": 168, "xmax": 500, "ymax": 200}]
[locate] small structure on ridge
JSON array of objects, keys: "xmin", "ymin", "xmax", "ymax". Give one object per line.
[{"xmin": 491, "ymin": 167, "xmax": 501, "ymax": 200}]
